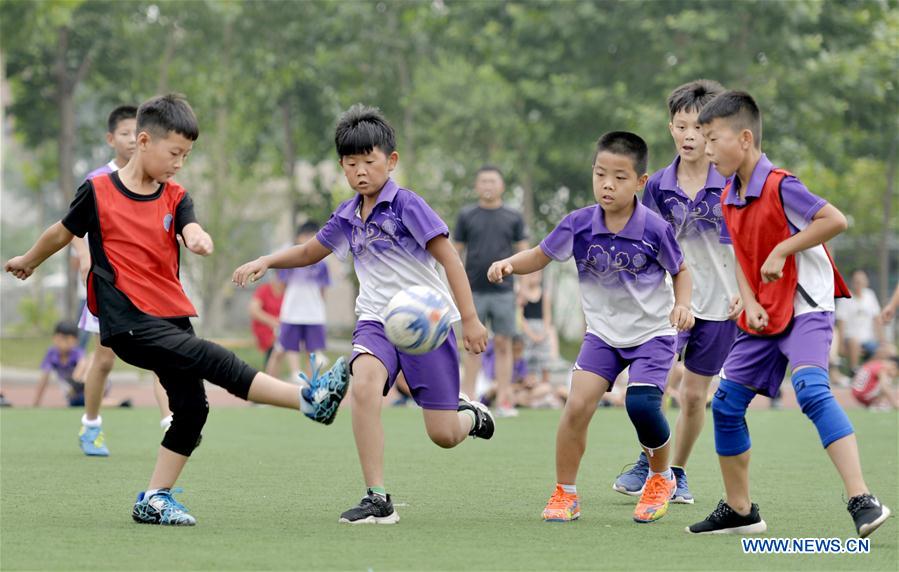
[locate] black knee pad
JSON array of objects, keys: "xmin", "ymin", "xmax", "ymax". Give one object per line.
[
  {"xmin": 162, "ymin": 395, "xmax": 209, "ymax": 456},
  {"xmin": 624, "ymin": 385, "xmax": 670, "ymax": 450}
]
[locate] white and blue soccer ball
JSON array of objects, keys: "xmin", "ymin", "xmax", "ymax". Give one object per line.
[{"xmin": 384, "ymin": 286, "xmax": 453, "ymax": 355}]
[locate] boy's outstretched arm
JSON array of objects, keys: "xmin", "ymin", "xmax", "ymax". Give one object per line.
[
  {"xmin": 180, "ymin": 222, "xmax": 214, "ymax": 256},
  {"xmin": 760, "ymin": 203, "xmax": 848, "ymax": 284},
  {"xmin": 5, "ymin": 222, "xmax": 74, "ymax": 280},
  {"xmin": 232, "ymin": 238, "xmax": 331, "ymax": 287},
  {"xmin": 427, "ymin": 235, "xmax": 488, "ymax": 354},
  {"xmin": 487, "ymin": 246, "xmax": 552, "ymax": 284},
  {"xmin": 32, "ymin": 371, "xmax": 51, "ymax": 407}
]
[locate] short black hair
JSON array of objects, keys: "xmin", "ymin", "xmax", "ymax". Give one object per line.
[
  {"xmin": 667, "ymin": 79, "xmax": 725, "ymax": 118},
  {"xmin": 593, "ymin": 131, "xmax": 648, "ymax": 175},
  {"xmin": 137, "ymin": 93, "xmax": 199, "ymax": 141},
  {"xmin": 335, "ymin": 104, "xmax": 396, "ymax": 158},
  {"xmin": 698, "ymin": 90, "xmax": 762, "ymax": 149},
  {"xmin": 54, "ymin": 320, "xmax": 79, "ymax": 337},
  {"xmin": 296, "ymin": 221, "xmax": 320, "ymax": 236},
  {"xmin": 475, "ymin": 164, "xmax": 504, "ymax": 181},
  {"xmin": 107, "ymin": 105, "xmax": 137, "ymax": 133}
]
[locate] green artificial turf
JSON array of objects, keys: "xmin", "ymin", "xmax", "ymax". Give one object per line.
[{"xmin": 1, "ymin": 406, "xmax": 896, "ymax": 570}]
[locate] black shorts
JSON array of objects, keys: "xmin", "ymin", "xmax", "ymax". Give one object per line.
[{"xmin": 107, "ymin": 317, "xmax": 257, "ymax": 399}]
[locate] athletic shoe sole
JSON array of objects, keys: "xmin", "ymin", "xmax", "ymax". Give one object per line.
[
  {"xmin": 339, "ymin": 512, "xmax": 400, "ymax": 525},
  {"xmin": 671, "ymin": 495, "xmax": 695, "ymax": 505},
  {"xmin": 859, "ymin": 505, "xmax": 891, "ymax": 539},
  {"xmin": 612, "ymin": 483, "xmax": 643, "ymax": 496},
  {"xmin": 543, "ymin": 513, "xmax": 580, "ymax": 523},
  {"xmin": 684, "ymin": 520, "xmax": 768, "ymax": 534}
]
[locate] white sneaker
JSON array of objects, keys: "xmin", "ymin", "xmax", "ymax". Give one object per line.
[{"xmin": 495, "ymin": 406, "xmax": 519, "ymax": 418}]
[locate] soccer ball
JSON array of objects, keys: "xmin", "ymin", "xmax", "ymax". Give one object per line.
[{"xmin": 384, "ymin": 286, "xmax": 453, "ymax": 355}]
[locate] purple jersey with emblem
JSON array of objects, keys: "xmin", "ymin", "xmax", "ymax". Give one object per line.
[
  {"xmin": 84, "ymin": 160, "xmax": 118, "ymax": 182},
  {"xmin": 316, "ymin": 178, "xmax": 460, "ymax": 324},
  {"xmin": 642, "ymin": 156, "xmax": 738, "ymax": 320},
  {"xmin": 540, "ymin": 200, "xmax": 684, "ymax": 347},
  {"xmin": 40, "ymin": 346, "xmax": 85, "ymax": 381}
]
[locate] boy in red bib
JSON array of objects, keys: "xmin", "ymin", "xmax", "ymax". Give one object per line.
[
  {"xmin": 5, "ymin": 94, "xmax": 349, "ymax": 527},
  {"xmin": 685, "ymin": 91, "xmax": 890, "ymax": 538}
]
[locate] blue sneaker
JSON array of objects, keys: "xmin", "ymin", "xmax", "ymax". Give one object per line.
[
  {"xmin": 79, "ymin": 425, "xmax": 109, "ymax": 457},
  {"xmin": 299, "ymin": 356, "xmax": 350, "ymax": 425},
  {"xmin": 613, "ymin": 452, "xmax": 649, "ymax": 496},
  {"xmin": 671, "ymin": 466, "xmax": 694, "ymax": 504},
  {"xmin": 132, "ymin": 488, "xmax": 196, "ymax": 526}
]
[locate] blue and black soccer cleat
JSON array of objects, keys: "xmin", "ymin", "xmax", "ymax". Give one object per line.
[
  {"xmin": 612, "ymin": 451, "xmax": 649, "ymax": 496},
  {"xmin": 79, "ymin": 425, "xmax": 109, "ymax": 457},
  {"xmin": 132, "ymin": 488, "xmax": 196, "ymax": 526},
  {"xmin": 299, "ymin": 356, "xmax": 350, "ymax": 425}
]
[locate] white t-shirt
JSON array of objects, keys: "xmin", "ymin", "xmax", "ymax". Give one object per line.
[
  {"xmin": 278, "ymin": 263, "xmax": 330, "ymax": 325},
  {"xmin": 836, "ymin": 288, "xmax": 881, "ymax": 342}
]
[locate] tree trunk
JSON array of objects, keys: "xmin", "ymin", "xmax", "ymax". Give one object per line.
[
  {"xmin": 282, "ymin": 98, "xmax": 300, "ymax": 226},
  {"xmin": 56, "ymin": 26, "xmax": 78, "ymax": 320},
  {"xmin": 879, "ymin": 135, "xmax": 897, "ymax": 301}
]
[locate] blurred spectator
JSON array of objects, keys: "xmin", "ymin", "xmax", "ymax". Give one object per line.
[
  {"xmin": 248, "ymin": 274, "xmax": 285, "ymax": 373},
  {"xmin": 33, "ymin": 321, "xmax": 129, "ymax": 408},
  {"xmin": 851, "ymin": 344, "xmax": 898, "ymax": 410},
  {"xmin": 518, "ymin": 270, "xmax": 554, "ymax": 389},
  {"xmin": 836, "ymin": 270, "xmax": 883, "ymax": 373},
  {"xmin": 881, "ymin": 282, "xmax": 899, "ymax": 324}
]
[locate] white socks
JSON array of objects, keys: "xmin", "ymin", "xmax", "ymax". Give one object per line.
[
  {"xmin": 81, "ymin": 414, "xmax": 102, "ymax": 428},
  {"xmin": 650, "ymin": 468, "xmax": 674, "ymax": 481}
]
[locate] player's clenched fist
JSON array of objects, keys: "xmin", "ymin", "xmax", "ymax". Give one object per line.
[
  {"xmin": 232, "ymin": 257, "xmax": 269, "ymax": 288},
  {"xmin": 487, "ymin": 259, "xmax": 514, "ymax": 284},
  {"xmin": 4, "ymin": 256, "xmax": 35, "ymax": 280},
  {"xmin": 669, "ymin": 304, "xmax": 694, "ymax": 331}
]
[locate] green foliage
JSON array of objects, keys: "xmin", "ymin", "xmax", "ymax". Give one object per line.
[{"xmin": 10, "ymin": 292, "xmax": 60, "ymax": 336}]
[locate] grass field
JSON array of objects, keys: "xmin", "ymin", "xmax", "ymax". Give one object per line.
[{"xmin": 1, "ymin": 406, "xmax": 896, "ymax": 570}]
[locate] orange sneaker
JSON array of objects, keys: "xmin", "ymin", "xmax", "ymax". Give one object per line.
[
  {"xmin": 542, "ymin": 485, "xmax": 580, "ymax": 522},
  {"xmin": 633, "ymin": 474, "xmax": 675, "ymax": 523}
]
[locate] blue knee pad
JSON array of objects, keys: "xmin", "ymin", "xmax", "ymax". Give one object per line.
[
  {"xmin": 792, "ymin": 367, "xmax": 854, "ymax": 448},
  {"xmin": 712, "ymin": 379, "xmax": 755, "ymax": 456},
  {"xmin": 625, "ymin": 385, "xmax": 670, "ymax": 450}
]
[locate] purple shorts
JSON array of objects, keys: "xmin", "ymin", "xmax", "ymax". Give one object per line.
[
  {"xmin": 677, "ymin": 318, "xmax": 738, "ymax": 376},
  {"xmin": 721, "ymin": 312, "xmax": 834, "ymax": 398},
  {"xmin": 350, "ymin": 320, "xmax": 460, "ymax": 410},
  {"xmin": 279, "ymin": 324, "xmax": 326, "ymax": 352},
  {"xmin": 574, "ymin": 333, "xmax": 676, "ymax": 391}
]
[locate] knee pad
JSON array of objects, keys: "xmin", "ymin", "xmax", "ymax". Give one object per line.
[
  {"xmin": 625, "ymin": 385, "xmax": 669, "ymax": 450},
  {"xmin": 792, "ymin": 367, "xmax": 854, "ymax": 448},
  {"xmin": 162, "ymin": 396, "xmax": 209, "ymax": 456},
  {"xmin": 711, "ymin": 379, "xmax": 755, "ymax": 456}
]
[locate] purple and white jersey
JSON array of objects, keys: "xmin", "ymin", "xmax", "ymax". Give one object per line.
[
  {"xmin": 278, "ymin": 262, "xmax": 330, "ymax": 325},
  {"xmin": 317, "ymin": 178, "xmax": 460, "ymax": 325},
  {"xmin": 84, "ymin": 159, "xmax": 118, "ymax": 182},
  {"xmin": 721, "ymin": 154, "xmax": 833, "ymax": 316},
  {"xmin": 540, "ymin": 200, "xmax": 684, "ymax": 348},
  {"xmin": 643, "ymin": 156, "xmax": 738, "ymax": 320}
]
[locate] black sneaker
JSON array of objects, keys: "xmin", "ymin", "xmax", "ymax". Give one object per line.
[
  {"xmin": 848, "ymin": 494, "xmax": 891, "ymax": 538},
  {"xmin": 338, "ymin": 490, "xmax": 400, "ymax": 524},
  {"xmin": 686, "ymin": 500, "xmax": 767, "ymax": 534},
  {"xmin": 458, "ymin": 393, "xmax": 495, "ymax": 439}
]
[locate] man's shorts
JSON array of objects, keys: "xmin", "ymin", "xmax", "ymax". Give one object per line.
[
  {"xmin": 472, "ymin": 290, "xmax": 516, "ymax": 337},
  {"xmin": 350, "ymin": 320, "xmax": 460, "ymax": 410},
  {"xmin": 721, "ymin": 312, "xmax": 834, "ymax": 398},
  {"xmin": 574, "ymin": 333, "xmax": 676, "ymax": 391}
]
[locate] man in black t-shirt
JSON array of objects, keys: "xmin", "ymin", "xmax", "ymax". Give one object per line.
[{"xmin": 454, "ymin": 166, "xmax": 528, "ymax": 417}]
